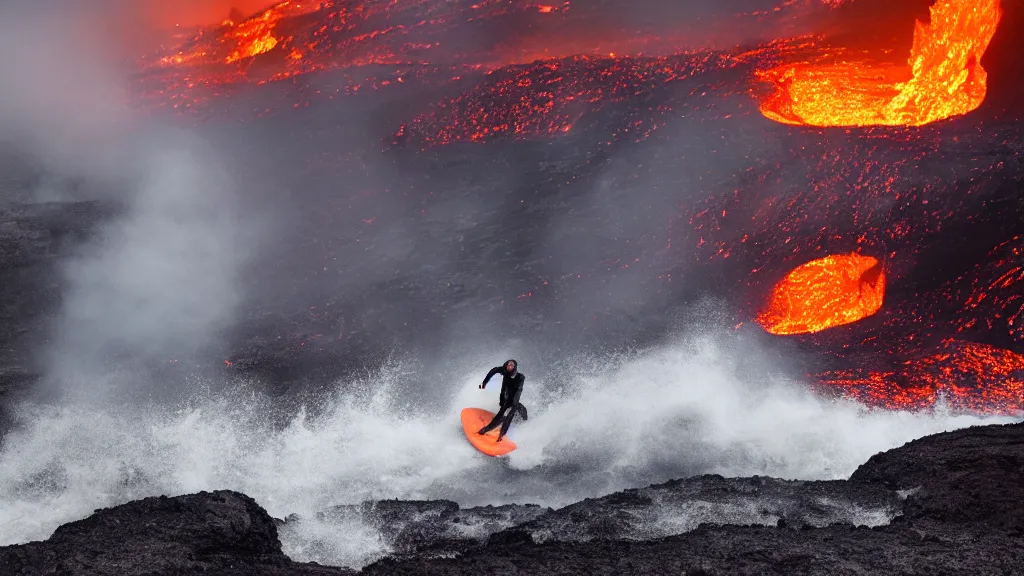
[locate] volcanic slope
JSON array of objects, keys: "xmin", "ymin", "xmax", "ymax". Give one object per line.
[{"xmin": 2, "ymin": 1, "xmax": 1022, "ymax": 410}]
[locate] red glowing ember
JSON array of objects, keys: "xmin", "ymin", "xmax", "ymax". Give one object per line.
[
  {"xmin": 757, "ymin": 0, "xmax": 1002, "ymax": 127},
  {"xmin": 133, "ymin": 0, "xmax": 602, "ymax": 116},
  {"xmin": 757, "ymin": 253, "xmax": 885, "ymax": 336},
  {"xmin": 957, "ymin": 236, "xmax": 1024, "ymax": 342},
  {"xmin": 151, "ymin": 1, "xmax": 322, "ymax": 69},
  {"xmin": 393, "ymin": 51, "xmax": 736, "ymax": 146},
  {"xmin": 817, "ymin": 341, "xmax": 1024, "ymax": 414}
]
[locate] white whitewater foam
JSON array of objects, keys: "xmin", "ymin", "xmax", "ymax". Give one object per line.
[{"xmin": 0, "ymin": 333, "xmax": 1017, "ymax": 568}]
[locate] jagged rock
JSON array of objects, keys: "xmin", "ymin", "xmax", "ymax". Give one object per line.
[
  {"xmin": 4, "ymin": 423, "xmax": 1023, "ymax": 575},
  {"xmin": 486, "ymin": 528, "xmax": 534, "ymax": 547},
  {"xmin": 296, "ymin": 498, "xmax": 551, "ymax": 559},
  {"xmin": 850, "ymin": 421, "xmax": 1024, "ymax": 532},
  {"xmin": 364, "ymin": 522, "xmax": 1024, "ymax": 576},
  {"xmin": 505, "ymin": 474, "xmax": 900, "ymax": 543},
  {"xmin": 0, "ymin": 491, "xmax": 354, "ymax": 576},
  {"xmin": 360, "ymin": 422, "xmax": 1024, "ymax": 575}
]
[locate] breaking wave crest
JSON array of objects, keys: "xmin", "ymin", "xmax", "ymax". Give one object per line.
[{"xmin": 0, "ymin": 332, "xmax": 1015, "ymax": 568}]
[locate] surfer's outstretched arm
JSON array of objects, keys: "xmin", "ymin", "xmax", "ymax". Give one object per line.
[{"xmin": 479, "ymin": 366, "xmax": 502, "ymax": 389}]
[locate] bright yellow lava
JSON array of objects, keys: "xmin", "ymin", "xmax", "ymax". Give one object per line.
[
  {"xmin": 225, "ymin": 10, "xmax": 285, "ymax": 63},
  {"xmin": 758, "ymin": 0, "xmax": 1002, "ymax": 127},
  {"xmin": 757, "ymin": 253, "xmax": 885, "ymax": 336}
]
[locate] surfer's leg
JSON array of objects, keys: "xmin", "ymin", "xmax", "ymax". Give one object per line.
[
  {"xmin": 478, "ymin": 407, "xmax": 507, "ymax": 434},
  {"xmin": 496, "ymin": 410, "xmax": 515, "ymax": 441}
]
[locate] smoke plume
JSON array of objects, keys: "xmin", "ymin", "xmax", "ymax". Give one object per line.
[{"xmin": 0, "ymin": 0, "xmax": 252, "ymax": 395}]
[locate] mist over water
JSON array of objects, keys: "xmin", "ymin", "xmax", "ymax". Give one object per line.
[
  {"xmin": 46, "ymin": 134, "xmax": 248, "ymax": 391},
  {"xmin": 0, "ymin": 330, "xmax": 1013, "ymax": 567},
  {"xmin": 0, "ymin": 0, "xmax": 255, "ymax": 402}
]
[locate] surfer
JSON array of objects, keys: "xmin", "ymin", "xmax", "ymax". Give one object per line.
[{"xmin": 477, "ymin": 359, "xmax": 527, "ymax": 442}]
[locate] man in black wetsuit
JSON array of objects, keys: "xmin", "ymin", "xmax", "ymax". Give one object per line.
[{"xmin": 477, "ymin": 359, "xmax": 527, "ymax": 442}]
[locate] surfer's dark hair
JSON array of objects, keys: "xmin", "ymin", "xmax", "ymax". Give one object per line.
[{"xmin": 505, "ymin": 359, "xmax": 518, "ymax": 370}]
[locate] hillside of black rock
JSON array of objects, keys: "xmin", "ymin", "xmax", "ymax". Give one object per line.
[
  {"xmin": 364, "ymin": 422, "xmax": 1024, "ymax": 575},
  {"xmin": 2, "ymin": 421, "xmax": 1022, "ymax": 575}
]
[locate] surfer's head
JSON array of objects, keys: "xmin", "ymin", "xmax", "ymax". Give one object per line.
[{"xmin": 504, "ymin": 359, "xmax": 518, "ymax": 374}]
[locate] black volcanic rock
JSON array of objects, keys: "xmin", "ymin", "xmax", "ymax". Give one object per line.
[
  {"xmin": 4, "ymin": 423, "xmax": 1024, "ymax": 575},
  {"xmin": 0, "ymin": 491, "xmax": 353, "ymax": 576},
  {"xmin": 506, "ymin": 474, "xmax": 901, "ymax": 542},
  {"xmin": 364, "ymin": 521, "xmax": 1024, "ymax": 576},
  {"xmin": 850, "ymin": 421, "xmax": 1024, "ymax": 532},
  {"xmin": 277, "ymin": 474, "xmax": 899, "ymax": 564},
  {"xmin": 283, "ymin": 498, "xmax": 552, "ymax": 561},
  {"xmin": 362, "ymin": 423, "xmax": 1024, "ymax": 575}
]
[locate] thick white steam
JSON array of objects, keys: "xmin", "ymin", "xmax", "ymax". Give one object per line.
[
  {"xmin": 49, "ymin": 136, "xmax": 245, "ymax": 383},
  {"xmin": 0, "ymin": 2, "xmax": 249, "ymax": 387},
  {"xmin": 0, "ymin": 1, "xmax": 133, "ymax": 184}
]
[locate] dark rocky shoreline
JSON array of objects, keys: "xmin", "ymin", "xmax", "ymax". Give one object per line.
[{"xmin": 2, "ymin": 421, "xmax": 1022, "ymax": 575}]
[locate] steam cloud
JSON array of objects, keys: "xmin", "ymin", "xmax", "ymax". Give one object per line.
[
  {"xmin": 0, "ymin": 0, "xmax": 251, "ymax": 392},
  {"xmin": 50, "ymin": 138, "xmax": 245, "ymax": 384},
  {"xmin": 0, "ymin": 2, "xmax": 130, "ymax": 183}
]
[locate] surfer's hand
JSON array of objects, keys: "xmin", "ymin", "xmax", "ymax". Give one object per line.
[{"xmin": 479, "ymin": 384, "xmax": 485, "ymax": 389}]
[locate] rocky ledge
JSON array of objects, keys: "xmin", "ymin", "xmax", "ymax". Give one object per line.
[{"xmin": 2, "ymin": 421, "xmax": 1023, "ymax": 575}]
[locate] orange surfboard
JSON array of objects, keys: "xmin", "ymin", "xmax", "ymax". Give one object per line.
[{"xmin": 461, "ymin": 407, "xmax": 518, "ymax": 457}]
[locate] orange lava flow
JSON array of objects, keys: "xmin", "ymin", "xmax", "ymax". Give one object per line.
[
  {"xmin": 816, "ymin": 341, "xmax": 1024, "ymax": 414},
  {"xmin": 225, "ymin": 10, "xmax": 285, "ymax": 63},
  {"xmin": 152, "ymin": 1, "xmax": 324, "ymax": 69},
  {"xmin": 757, "ymin": 253, "xmax": 885, "ymax": 335},
  {"xmin": 757, "ymin": 0, "xmax": 1002, "ymax": 127}
]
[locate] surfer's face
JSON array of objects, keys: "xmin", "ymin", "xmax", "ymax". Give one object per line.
[{"xmin": 505, "ymin": 362, "xmax": 516, "ymax": 372}]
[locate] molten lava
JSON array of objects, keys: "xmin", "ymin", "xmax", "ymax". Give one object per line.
[
  {"xmin": 757, "ymin": 253, "xmax": 885, "ymax": 335},
  {"xmin": 137, "ymin": 0, "xmax": 589, "ymax": 115},
  {"xmin": 224, "ymin": 10, "xmax": 285, "ymax": 64},
  {"xmin": 153, "ymin": 1, "xmax": 323, "ymax": 69},
  {"xmin": 818, "ymin": 341, "xmax": 1024, "ymax": 414},
  {"xmin": 757, "ymin": 0, "xmax": 1002, "ymax": 127}
]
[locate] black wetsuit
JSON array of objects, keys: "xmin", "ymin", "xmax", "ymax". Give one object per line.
[{"xmin": 478, "ymin": 365, "xmax": 525, "ymax": 438}]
